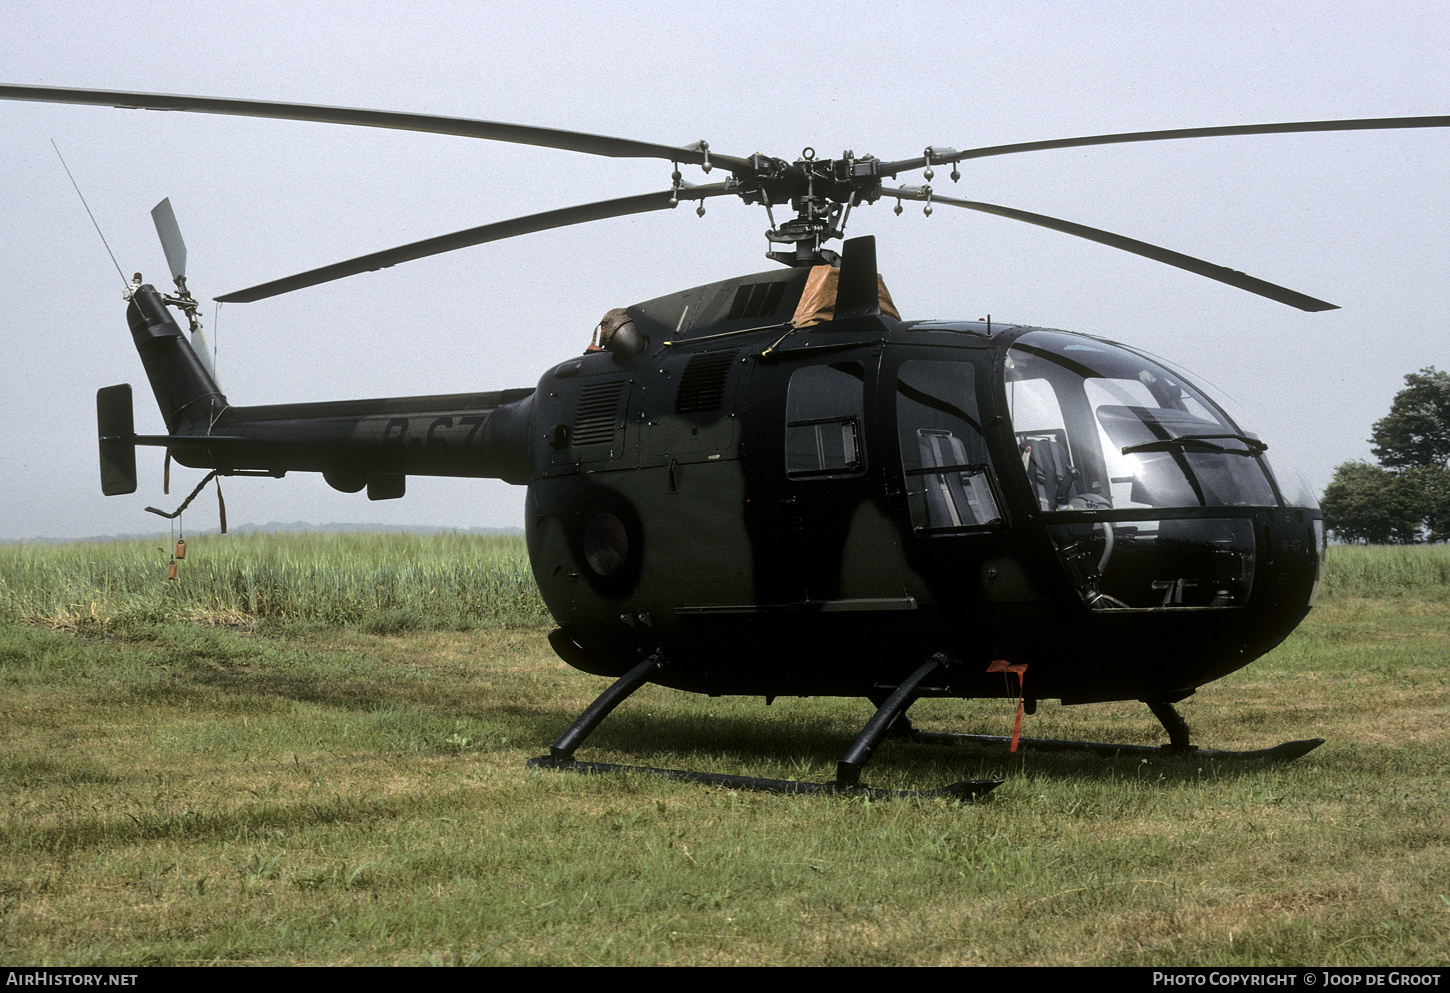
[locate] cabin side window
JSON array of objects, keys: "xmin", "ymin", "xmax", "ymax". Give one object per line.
[
  {"xmin": 896, "ymin": 358, "xmax": 1002, "ymax": 531},
  {"xmin": 784, "ymin": 362, "xmax": 866, "ymax": 478},
  {"xmin": 1005, "ymin": 375, "xmax": 1086, "ymax": 512}
]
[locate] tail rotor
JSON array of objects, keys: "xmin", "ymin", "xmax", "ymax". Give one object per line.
[
  {"xmin": 139, "ymin": 200, "xmax": 230, "ymax": 537},
  {"xmin": 150, "ymin": 198, "xmax": 219, "ymax": 385}
]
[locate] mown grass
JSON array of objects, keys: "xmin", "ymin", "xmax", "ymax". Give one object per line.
[{"xmin": 0, "ymin": 537, "xmax": 1444, "ymax": 966}]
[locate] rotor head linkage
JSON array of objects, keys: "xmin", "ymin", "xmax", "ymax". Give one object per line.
[{"xmin": 727, "ymin": 150, "xmax": 883, "ymax": 265}]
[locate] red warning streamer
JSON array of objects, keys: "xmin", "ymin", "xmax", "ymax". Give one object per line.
[{"xmin": 986, "ymin": 659, "xmax": 1029, "ymax": 752}]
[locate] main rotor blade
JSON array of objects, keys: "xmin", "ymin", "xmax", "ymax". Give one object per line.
[
  {"xmin": 0, "ymin": 84, "xmax": 750, "ymax": 172},
  {"xmin": 215, "ymin": 184, "xmax": 731, "ymax": 303},
  {"xmin": 880, "ymin": 115, "xmax": 1450, "ymax": 175},
  {"xmin": 882, "ymin": 185, "xmax": 1337, "ymax": 311}
]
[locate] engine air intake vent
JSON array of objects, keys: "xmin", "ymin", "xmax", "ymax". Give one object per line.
[
  {"xmin": 727, "ymin": 281, "xmax": 787, "ymax": 321},
  {"xmin": 573, "ymin": 380, "xmax": 625, "ymax": 446},
  {"xmin": 675, "ymin": 351, "xmax": 736, "ymax": 414}
]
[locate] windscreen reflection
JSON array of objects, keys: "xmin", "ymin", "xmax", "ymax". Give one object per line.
[{"xmin": 1004, "ymin": 331, "xmax": 1285, "ymax": 610}]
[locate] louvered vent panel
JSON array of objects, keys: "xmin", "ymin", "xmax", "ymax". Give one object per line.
[
  {"xmin": 573, "ymin": 380, "xmax": 625, "ymax": 446},
  {"xmin": 727, "ymin": 281, "xmax": 787, "ymax": 320},
  {"xmin": 675, "ymin": 352, "xmax": 736, "ymax": 414}
]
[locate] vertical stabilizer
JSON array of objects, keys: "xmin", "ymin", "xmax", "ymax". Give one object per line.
[
  {"xmin": 96, "ymin": 383, "xmax": 137, "ymax": 495},
  {"xmin": 125, "ymin": 283, "xmax": 227, "ymax": 433}
]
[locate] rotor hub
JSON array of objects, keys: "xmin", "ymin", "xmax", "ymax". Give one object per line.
[{"xmin": 723, "ymin": 150, "xmax": 883, "ymax": 265}]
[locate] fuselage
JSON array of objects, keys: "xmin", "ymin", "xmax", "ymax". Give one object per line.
[
  {"xmin": 523, "ymin": 266, "xmax": 1326, "ymax": 706},
  {"xmin": 123, "ymin": 264, "xmax": 1325, "ymax": 710}
]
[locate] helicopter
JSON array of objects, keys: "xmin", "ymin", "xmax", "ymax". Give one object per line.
[{"xmin": 5, "ymin": 85, "xmax": 1447, "ymax": 799}]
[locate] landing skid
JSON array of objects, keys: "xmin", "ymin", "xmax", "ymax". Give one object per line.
[
  {"xmin": 527, "ymin": 756, "xmax": 999, "ymax": 800},
  {"xmin": 528, "ymin": 650, "xmax": 1320, "ymax": 799},
  {"xmin": 902, "ymin": 698, "xmax": 1325, "ymax": 762},
  {"xmin": 530, "ymin": 651, "xmax": 1003, "ymax": 800},
  {"xmin": 905, "ymin": 731, "xmax": 1325, "ymax": 762}
]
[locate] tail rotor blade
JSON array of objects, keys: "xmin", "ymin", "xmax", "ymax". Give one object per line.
[
  {"xmin": 148, "ymin": 199, "xmax": 219, "ymax": 384},
  {"xmin": 151, "ymin": 198, "xmax": 187, "ymax": 282}
]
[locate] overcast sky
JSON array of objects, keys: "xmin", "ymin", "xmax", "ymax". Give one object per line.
[{"xmin": 1, "ymin": 0, "xmax": 1446, "ymax": 541}]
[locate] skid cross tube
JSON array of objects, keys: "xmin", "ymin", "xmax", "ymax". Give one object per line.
[
  {"xmin": 836, "ymin": 655, "xmax": 947, "ymax": 787},
  {"xmin": 530, "ymin": 650, "xmax": 1002, "ymax": 800},
  {"xmin": 1146, "ymin": 700, "xmax": 1193, "ymax": 751},
  {"xmin": 546, "ymin": 653, "xmax": 664, "ymax": 761}
]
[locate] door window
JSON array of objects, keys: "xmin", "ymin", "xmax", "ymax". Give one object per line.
[
  {"xmin": 896, "ymin": 358, "xmax": 1002, "ymax": 531},
  {"xmin": 785, "ymin": 362, "xmax": 866, "ymax": 478}
]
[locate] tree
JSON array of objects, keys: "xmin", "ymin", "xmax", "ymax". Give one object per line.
[
  {"xmin": 1320, "ymin": 461, "xmax": 1428, "ymax": 544},
  {"xmin": 1370, "ymin": 367, "xmax": 1450, "ymax": 470},
  {"xmin": 1405, "ymin": 463, "xmax": 1450, "ymax": 543},
  {"xmin": 1322, "ymin": 367, "xmax": 1450, "ymax": 544}
]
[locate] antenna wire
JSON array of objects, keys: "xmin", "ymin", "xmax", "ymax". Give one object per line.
[{"xmin": 50, "ymin": 139, "xmax": 128, "ymax": 288}]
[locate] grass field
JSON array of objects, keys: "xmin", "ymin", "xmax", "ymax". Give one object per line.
[{"xmin": 0, "ymin": 536, "xmax": 1445, "ymax": 966}]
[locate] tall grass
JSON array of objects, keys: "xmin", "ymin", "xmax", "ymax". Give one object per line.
[
  {"xmin": 1320, "ymin": 542, "xmax": 1450, "ymax": 598},
  {"xmin": 4, "ymin": 533, "xmax": 1445, "ymax": 631},
  {"xmin": 0, "ymin": 531, "xmax": 549, "ymax": 630}
]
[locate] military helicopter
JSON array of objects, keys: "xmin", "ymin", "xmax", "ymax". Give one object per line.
[{"xmin": 6, "ymin": 85, "xmax": 1447, "ymax": 799}]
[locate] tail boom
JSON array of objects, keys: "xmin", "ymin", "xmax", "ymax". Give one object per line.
[{"xmin": 106, "ymin": 284, "xmax": 535, "ymax": 498}]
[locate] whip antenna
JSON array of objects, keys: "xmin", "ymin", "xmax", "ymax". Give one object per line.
[{"xmin": 50, "ymin": 139, "xmax": 128, "ymax": 289}]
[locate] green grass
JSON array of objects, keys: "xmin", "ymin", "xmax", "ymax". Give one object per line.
[
  {"xmin": 0, "ymin": 531, "xmax": 549, "ymax": 631},
  {"xmin": 1320, "ymin": 542, "xmax": 1450, "ymax": 598},
  {"xmin": 0, "ymin": 538, "xmax": 1444, "ymax": 965}
]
